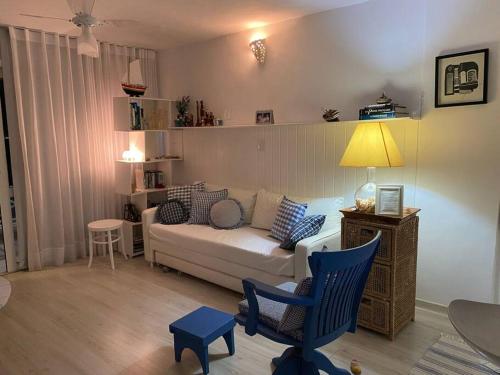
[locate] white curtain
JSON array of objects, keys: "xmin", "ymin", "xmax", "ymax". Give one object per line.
[{"xmin": 8, "ymin": 27, "xmax": 159, "ymax": 270}]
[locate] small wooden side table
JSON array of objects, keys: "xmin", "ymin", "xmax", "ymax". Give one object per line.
[{"xmin": 340, "ymin": 207, "xmax": 420, "ymax": 340}]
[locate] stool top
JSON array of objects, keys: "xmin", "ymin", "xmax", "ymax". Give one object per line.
[
  {"xmin": 88, "ymin": 219, "xmax": 123, "ymax": 231},
  {"xmin": 448, "ymin": 299, "xmax": 500, "ymax": 366},
  {"xmin": 169, "ymin": 306, "xmax": 235, "ymax": 344}
]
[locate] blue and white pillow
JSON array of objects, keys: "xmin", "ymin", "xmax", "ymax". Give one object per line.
[
  {"xmin": 188, "ymin": 189, "xmax": 228, "ymax": 224},
  {"xmin": 280, "ymin": 215, "xmax": 326, "ymax": 250},
  {"xmin": 167, "ymin": 182, "xmax": 205, "ymax": 213},
  {"xmin": 270, "ymin": 197, "xmax": 307, "ymax": 241},
  {"xmin": 156, "ymin": 199, "xmax": 188, "ymax": 225}
]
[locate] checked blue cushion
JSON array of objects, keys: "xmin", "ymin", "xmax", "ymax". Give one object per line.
[
  {"xmin": 271, "ymin": 197, "xmax": 307, "ymax": 241},
  {"xmin": 280, "ymin": 215, "xmax": 326, "ymax": 250},
  {"xmin": 156, "ymin": 199, "xmax": 189, "ymax": 225}
]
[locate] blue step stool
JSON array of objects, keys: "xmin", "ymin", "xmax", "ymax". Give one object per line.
[{"xmin": 169, "ymin": 306, "xmax": 236, "ymax": 374}]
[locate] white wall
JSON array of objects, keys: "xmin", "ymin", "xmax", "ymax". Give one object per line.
[{"xmin": 158, "ymin": 0, "xmax": 500, "ymax": 306}]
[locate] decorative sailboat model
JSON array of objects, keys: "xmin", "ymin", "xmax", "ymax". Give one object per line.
[{"xmin": 121, "ymin": 59, "xmax": 147, "ymax": 97}]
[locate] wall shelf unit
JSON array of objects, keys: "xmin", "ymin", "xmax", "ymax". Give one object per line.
[
  {"xmin": 166, "ymin": 117, "xmax": 416, "ymax": 131},
  {"xmin": 114, "ymin": 96, "xmax": 183, "ymax": 257}
]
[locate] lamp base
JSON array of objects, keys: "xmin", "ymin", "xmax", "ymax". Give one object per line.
[{"xmin": 354, "ymin": 181, "xmax": 376, "ymax": 213}]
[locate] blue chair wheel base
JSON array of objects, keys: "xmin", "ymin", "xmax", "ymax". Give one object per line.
[{"xmin": 272, "ymin": 347, "xmax": 351, "ymax": 375}]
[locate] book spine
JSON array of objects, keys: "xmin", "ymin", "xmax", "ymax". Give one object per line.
[{"xmin": 359, "ymin": 112, "xmax": 397, "ymax": 120}]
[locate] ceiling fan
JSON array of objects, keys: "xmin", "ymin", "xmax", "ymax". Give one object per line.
[{"xmin": 19, "ymin": 0, "xmax": 127, "ymax": 58}]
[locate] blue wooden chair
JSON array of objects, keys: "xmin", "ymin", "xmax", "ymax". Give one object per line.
[{"xmin": 235, "ymin": 231, "xmax": 381, "ymax": 375}]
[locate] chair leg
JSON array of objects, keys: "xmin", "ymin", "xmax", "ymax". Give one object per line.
[
  {"xmin": 88, "ymin": 231, "xmax": 93, "ymax": 268},
  {"xmin": 272, "ymin": 347, "xmax": 296, "ymax": 368},
  {"xmin": 119, "ymin": 226, "xmax": 128, "ymax": 260},
  {"xmin": 312, "ymin": 350, "xmax": 350, "ymax": 375},
  {"xmin": 222, "ymin": 329, "xmax": 235, "ymax": 356},
  {"xmin": 107, "ymin": 230, "xmax": 115, "ymax": 270}
]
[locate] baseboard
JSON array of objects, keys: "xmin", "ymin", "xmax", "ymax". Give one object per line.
[{"xmin": 416, "ymin": 298, "xmax": 448, "ymax": 315}]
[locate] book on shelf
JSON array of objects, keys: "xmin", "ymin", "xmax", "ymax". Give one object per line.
[{"xmin": 359, "ymin": 111, "xmax": 409, "ymax": 120}]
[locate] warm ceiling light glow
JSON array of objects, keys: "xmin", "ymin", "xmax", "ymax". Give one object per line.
[
  {"xmin": 249, "ymin": 39, "xmax": 266, "ymax": 64},
  {"xmin": 250, "ymin": 31, "xmax": 266, "ymax": 43},
  {"xmin": 246, "ymin": 21, "xmax": 268, "ymax": 29}
]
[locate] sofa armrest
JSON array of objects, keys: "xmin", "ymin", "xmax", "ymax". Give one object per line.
[
  {"xmin": 142, "ymin": 207, "xmax": 158, "ymax": 263},
  {"xmin": 294, "ymin": 228, "xmax": 341, "ymax": 281}
]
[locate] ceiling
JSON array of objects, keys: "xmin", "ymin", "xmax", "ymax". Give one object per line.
[{"xmin": 0, "ymin": 0, "xmax": 369, "ymax": 50}]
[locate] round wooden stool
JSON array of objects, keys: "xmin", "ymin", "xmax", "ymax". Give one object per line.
[{"xmin": 88, "ymin": 219, "xmax": 127, "ymax": 270}]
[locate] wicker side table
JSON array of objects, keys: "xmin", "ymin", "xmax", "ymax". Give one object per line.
[{"xmin": 340, "ymin": 207, "xmax": 420, "ymax": 340}]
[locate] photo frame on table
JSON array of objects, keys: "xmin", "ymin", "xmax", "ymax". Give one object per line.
[
  {"xmin": 376, "ymin": 185, "xmax": 404, "ymax": 216},
  {"xmin": 256, "ymin": 110, "xmax": 274, "ymax": 125},
  {"xmin": 435, "ymin": 48, "xmax": 488, "ymax": 108}
]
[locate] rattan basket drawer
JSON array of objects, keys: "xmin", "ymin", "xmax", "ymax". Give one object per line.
[
  {"xmin": 364, "ymin": 262, "xmax": 391, "ymax": 299},
  {"xmin": 342, "ymin": 221, "xmax": 393, "ymax": 263},
  {"xmin": 358, "ymin": 296, "xmax": 390, "ymax": 334}
]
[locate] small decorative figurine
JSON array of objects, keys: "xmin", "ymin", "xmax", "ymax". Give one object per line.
[
  {"xmin": 376, "ymin": 92, "xmax": 392, "ymax": 104},
  {"xmin": 350, "ymin": 359, "xmax": 362, "ymax": 375},
  {"xmin": 175, "ymin": 96, "xmax": 191, "ymax": 127},
  {"xmin": 322, "ymin": 108, "xmax": 340, "ymax": 122}
]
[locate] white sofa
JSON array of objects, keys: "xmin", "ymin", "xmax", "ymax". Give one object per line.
[{"xmin": 142, "ymin": 186, "xmax": 344, "ymax": 293}]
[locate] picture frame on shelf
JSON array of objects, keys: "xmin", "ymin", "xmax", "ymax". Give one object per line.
[
  {"xmin": 256, "ymin": 110, "xmax": 274, "ymax": 124},
  {"xmin": 435, "ymin": 48, "xmax": 489, "ymax": 108},
  {"xmin": 375, "ymin": 185, "xmax": 404, "ymax": 216}
]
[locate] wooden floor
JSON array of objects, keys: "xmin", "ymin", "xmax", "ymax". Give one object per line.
[{"xmin": 0, "ymin": 257, "xmax": 455, "ymax": 375}]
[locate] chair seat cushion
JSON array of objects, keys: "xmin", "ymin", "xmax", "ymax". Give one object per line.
[{"xmin": 238, "ymin": 282, "xmax": 304, "ymax": 341}]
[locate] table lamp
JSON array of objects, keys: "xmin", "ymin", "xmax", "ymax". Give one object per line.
[{"xmin": 339, "ymin": 122, "xmax": 404, "ymax": 212}]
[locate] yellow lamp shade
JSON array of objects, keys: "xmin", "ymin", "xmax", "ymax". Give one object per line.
[{"xmin": 340, "ymin": 122, "xmax": 404, "ymax": 167}]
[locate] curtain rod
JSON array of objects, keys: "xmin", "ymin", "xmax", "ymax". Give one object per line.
[{"xmin": 0, "ymin": 24, "xmax": 157, "ymax": 52}]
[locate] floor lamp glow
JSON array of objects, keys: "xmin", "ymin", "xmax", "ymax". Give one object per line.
[{"xmin": 339, "ymin": 122, "xmax": 404, "ymax": 212}]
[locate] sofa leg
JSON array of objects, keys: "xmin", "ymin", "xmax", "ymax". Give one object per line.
[{"xmin": 177, "ymin": 270, "xmax": 183, "ymax": 276}]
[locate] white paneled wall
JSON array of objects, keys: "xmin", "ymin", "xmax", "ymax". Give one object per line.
[{"xmin": 172, "ymin": 119, "xmax": 419, "ymax": 206}]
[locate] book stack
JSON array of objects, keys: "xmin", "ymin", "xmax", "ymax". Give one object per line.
[
  {"xmin": 143, "ymin": 170, "xmax": 165, "ymax": 189},
  {"xmin": 359, "ymin": 103, "xmax": 409, "ymax": 120}
]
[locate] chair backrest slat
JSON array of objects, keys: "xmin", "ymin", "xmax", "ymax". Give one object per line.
[{"xmin": 305, "ymin": 231, "xmax": 381, "ymax": 343}]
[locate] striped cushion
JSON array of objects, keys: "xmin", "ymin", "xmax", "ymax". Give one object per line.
[
  {"xmin": 155, "ymin": 199, "xmax": 188, "ymax": 224},
  {"xmin": 278, "ymin": 277, "xmax": 312, "ymax": 334},
  {"xmin": 188, "ymin": 189, "xmax": 228, "ymax": 224},
  {"xmin": 271, "ymin": 197, "xmax": 307, "ymax": 241},
  {"xmin": 167, "ymin": 182, "xmax": 205, "ymax": 213},
  {"xmin": 280, "ymin": 215, "xmax": 326, "ymax": 250}
]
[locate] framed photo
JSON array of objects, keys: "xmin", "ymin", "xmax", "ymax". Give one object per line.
[
  {"xmin": 256, "ymin": 110, "xmax": 274, "ymax": 125},
  {"xmin": 375, "ymin": 185, "xmax": 404, "ymax": 216},
  {"xmin": 435, "ymin": 48, "xmax": 488, "ymax": 108}
]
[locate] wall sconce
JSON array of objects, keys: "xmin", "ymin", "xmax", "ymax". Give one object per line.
[{"xmin": 249, "ymin": 39, "xmax": 266, "ymax": 64}]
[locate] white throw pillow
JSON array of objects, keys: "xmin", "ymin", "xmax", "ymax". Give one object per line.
[
  {"xmin": 251, "ymin": 189, "xmax": 284, "ymax": 230},
  {"xmin": 227, "ymin": 188, "xmax": 257, "ymax": 224}
]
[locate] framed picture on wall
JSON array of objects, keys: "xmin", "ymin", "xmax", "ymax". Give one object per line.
[
  {"xmin": 256, "ymin": 110, "xmax": 274, "ymax": 124},
  {"xmin": 435, "ymin": 48, "xmax": 489, "ymax": 108},
  {"xmin": 375, "ymin": 185, "xmax": 404, "ymax": 216}
]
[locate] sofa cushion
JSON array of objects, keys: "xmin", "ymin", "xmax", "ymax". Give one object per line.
[
  {"xmin": 271, "ymin": 197, "xmax": 307, "ymax": 241},
  {"xmin": 278, "ymin": 277, "xmax": 312, "ymax": 335},
  {"xmin": 167, "ymin": 182, "xmax": 205, "ymax": 213},
  {"xmin": 149, "ymin": 224, "xmax": 295, "ymax": 276},
  {"xmin": 280, "ymin": 215, "xmax": 326, "ymax": 250},
  {"xmin": 188, "ymin": 189, "xmax": 228, "ymax": 224},
  {"xmin": 238, "ymin": 281, "xmax": 304, "ymax": 341},
  {"xmin": 209, "ymin": 199, "xmax": 244, "ymax": 229},
  {"xmin": 156, "ymin": 199, "xmax": 188, "ymax": 225},
  {"xmin": 251, "ymin": 189, "xmax": 284, "ymax": 230},
  {"xmin": 288, "ymin": 195, "xmax": 344, "ymax": 233}
]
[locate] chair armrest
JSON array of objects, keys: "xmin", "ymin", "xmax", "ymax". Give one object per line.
[
  {"xmin": 241, "ymin": 278, "xmax": 314, "ymax": 336},
  {"xmin": 142, "ymin": 207, "xmax": 158, "ymax": 262},
  {"xmin": 244, "ymin": 278, "xmax": 315, "ymax": 306},
  {"xmin": 294, "ymin": 228, "xmax": 341, "ymax": 281}
]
